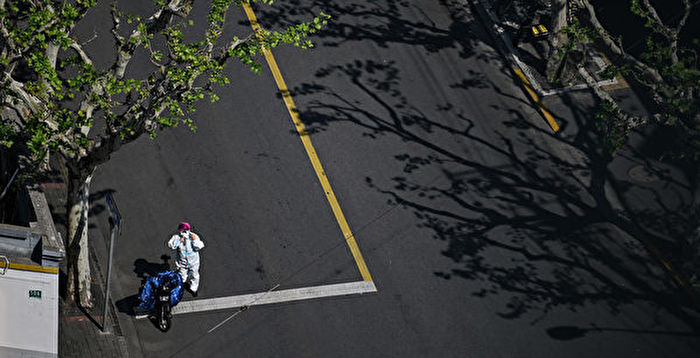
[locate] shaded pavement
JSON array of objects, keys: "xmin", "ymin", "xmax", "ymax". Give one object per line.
[{"xmin": 42, "ymin": 180, "xmax": 130, "ymax": 358}]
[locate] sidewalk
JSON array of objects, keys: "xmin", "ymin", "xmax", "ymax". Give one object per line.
[{"xmin": 41, "ymin": 181, "xmax": 130, "ymax": 358}]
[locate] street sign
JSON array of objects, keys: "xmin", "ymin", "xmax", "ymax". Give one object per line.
[{"xmin": 105, "ymin": 192, "xmax": 122, "ymax": 231}]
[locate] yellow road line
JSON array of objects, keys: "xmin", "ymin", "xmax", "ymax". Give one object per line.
[
  {"xmin": 512, "ymin": 68, "xmax": 560, "ymax": 132},
  {"xmin": 0, "ymin": 261, "xmax": 59, "ymax": 274},
  {"xmin": 642, "ymin": 239, "xmax": 697, "ymax": 299},
  {"xmin": 242, "ymin": 3, "xmax": 373, "ymax": 282}
]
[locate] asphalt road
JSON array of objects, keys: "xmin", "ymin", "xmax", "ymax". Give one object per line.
[{"xmin": 80, "ymin": 0, "xmax": 700, "ymax": 357}]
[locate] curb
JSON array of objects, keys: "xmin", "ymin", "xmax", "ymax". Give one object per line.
[{"xmin": 89, "ymin": 199, "xmax": 144, "ymax": 358}]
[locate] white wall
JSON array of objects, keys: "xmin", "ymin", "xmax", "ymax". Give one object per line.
[{"xmin": 0, "ymin": 268, "xmax": 58, "ymax": 356}]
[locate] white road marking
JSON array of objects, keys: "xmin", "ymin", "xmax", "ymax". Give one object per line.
[{"xmin": 136, "ymin": 281, "xmax": 377, "ymax": 319}]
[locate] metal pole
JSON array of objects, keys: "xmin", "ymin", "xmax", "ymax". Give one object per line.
[
  {"xmin": 102, "ymin": 224, "xmax": 116, "ymax": 332},
  {"xmin": 0, "ymin": 167, "xmax": 19, "ymax": 201}
]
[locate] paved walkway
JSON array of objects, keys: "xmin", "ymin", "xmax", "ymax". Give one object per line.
[{"xmin": 42, "ymin": 182, "xmax": 130, "ymax": 358}]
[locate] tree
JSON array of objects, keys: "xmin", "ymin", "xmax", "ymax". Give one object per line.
[
  {"xmin": 0, "ymin": 0, "xmax": 329, "ymax": 307},
  {"xmin": 546, "ymin": 0, "xmax": 699, "ymax": 157},
  {"xmin": 544, "ymin": 0, "xmax": 699, "ymax": 291},
  {"xmin": 544, "ymin": 0, "xmax": 568, "ymax": 81}
]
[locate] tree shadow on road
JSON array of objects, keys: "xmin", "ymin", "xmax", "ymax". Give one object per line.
[
  {"xmin": 245, "ymin": 0, "xmax": 700, "ymax": 339},
  {"xmin": 253, "ymin": 0, "xmax": 497, "ymax": 62},
  {"xmin": 287, "ymin": 53, "xmax": 700, "ymax": 334}
]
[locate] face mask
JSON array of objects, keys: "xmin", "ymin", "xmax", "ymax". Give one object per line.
[{"xmin": 180, "ymin": 230, "xmax": 190, "ymax": 237}]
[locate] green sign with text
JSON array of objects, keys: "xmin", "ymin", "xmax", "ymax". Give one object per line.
[{"xmin": 29, "ymin": 290, "xmax": 41, "ymax": 298}]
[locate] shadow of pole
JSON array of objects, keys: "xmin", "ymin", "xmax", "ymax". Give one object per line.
[{"xmin": 547, "ymin": 325, "xmax": 700, "ymax": 341}]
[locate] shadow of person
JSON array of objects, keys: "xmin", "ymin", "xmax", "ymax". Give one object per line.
[
  {"xmin": 133, "ymin": 255, "xmax": 171, "ymax": 280},
  {"xmin": 117, "ymin": 255, "xmax": 173, "ymax": 316}
]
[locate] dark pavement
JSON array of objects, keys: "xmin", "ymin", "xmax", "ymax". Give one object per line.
[{"xmin": 52, "ymin": 0, "xmax": 700, "ymax": 357}]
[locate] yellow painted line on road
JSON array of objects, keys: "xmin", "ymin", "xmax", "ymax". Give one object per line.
[
  {"xmin": 512, "ymin": 68, "xmax": 560, "ymax": 132},
  {"xmin": 243, "ymin": 3, "xmax": 373, "ymax": 282},
  {"xmin": 641, "ymin": 239, "xmax": 697, "ymax": 300},
  {"xmin": 0, "ymin": 261, "xmax": 59, "ymax": 274}
]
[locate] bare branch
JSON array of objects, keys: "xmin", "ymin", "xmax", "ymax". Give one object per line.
[
  {"xmin": 68, "ymin": 40, "xmax": 94, "ymax": 66},
  {"xmin": 215, "ymin": 32, "xmax": 256, "ymax": 65},
  {"xmin": 640, "ymin": 0, "xmax": 674, "ymax": 39},
  {"xmin": 2, "ymin": 97, "xmax": 30, "ymax": 127},
  {"xmin": 110, "ymin": 3, "xmax": 125, "ymax": 45},
  {"xmin": 0, "ymin": 15, "xmax": 19, "ymax": 56},
  {"xmin": 667, "ymin": 0, "xmax": 696, "ymax": 65},
  {"xmin": 641, "ymin": 0, "xmax": 685, "ymax": 64},
  {"xmin": 677, "ymin": 0, "xmax": 694, "ymax": 34},
  {"xmin": 109, "ymin": 0, "xmax": 194, "ymax": 80},
  {"xmin": 4, "ymin": 73, "xmax": 44, "ymax": 116}
]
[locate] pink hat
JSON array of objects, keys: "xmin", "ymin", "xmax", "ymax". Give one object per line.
[{"xmin": 178, "ymin": 222, "xmax": 191, "ymax": 231}]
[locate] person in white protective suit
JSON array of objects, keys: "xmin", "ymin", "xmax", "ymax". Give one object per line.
[{"xmin": 167, "ymin": 222, "xmax": 205, "ymax": 296}]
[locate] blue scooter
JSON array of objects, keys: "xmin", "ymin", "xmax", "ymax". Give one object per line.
[{"xmin": 136, "ymin": 270, "xmax": 184, "ymax": 332}]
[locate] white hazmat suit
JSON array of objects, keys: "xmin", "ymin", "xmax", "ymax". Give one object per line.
[{"xmin": 167, "ymin": 230, "xmax": 205, "ymax": 293}]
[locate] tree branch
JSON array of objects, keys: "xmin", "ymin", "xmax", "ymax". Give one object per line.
[
  {"xmin": 4, "ymin": 73, "xmax": 44, "ymax": 116},
  {"xmin": 215, "ymin": 32, "xmax": 256, "ymax": 65},
  {"xmin": 109, "ymin": 0, "xmax": 193, "ymax": 80},
  {"xmin": 676, "ymin": 0, "xmax": 694, "ymax": 34},
  {"xmin": 579, "ymin": 0, "xmax": 665, "ymax": 86},
  {"xmin": 640, "ymin": 0, "xmax": 682, "ymax": 64},
  {"xmin": 87, "ymin": 94, "xmax": 170, "ymax": 169},
  {"xmin": 2, "ymin": 96, "xmax": 30, "ymax": 129},
  {"xmin": 68, "ymin": 41, "xmax": 94, "ymax": 66},
  {"xmin": 578, "ymin": 65, "xmax": 648, "ymax": 129},
  {"xmin": 669, "ymin": 0, "xmax": 695, "ymax": 65},
  {"xmin": 640, "ymin": 0, "xmax": 674, "ymax": 39},
  {"xmin": 0, "ymin": 12, "xmax": 19, "ymax": 57}
]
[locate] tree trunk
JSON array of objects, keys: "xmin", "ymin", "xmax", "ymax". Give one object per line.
[
  {"xmin": 65, "ymin": 170, "xmax": 94, "ymax": 308},
  {"xmin": 545, "ymin": 0, "xmax": 568, "ymax": 82}
]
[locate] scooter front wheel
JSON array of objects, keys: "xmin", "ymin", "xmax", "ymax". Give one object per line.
[{"xmin": 158, "ymin": 304, "xmax": 172, "ymax": 332}]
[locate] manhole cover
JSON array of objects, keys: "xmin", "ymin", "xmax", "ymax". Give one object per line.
[{"xmin": 628, "ymin": 165, "xmax": 659, "ymax": 183}]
